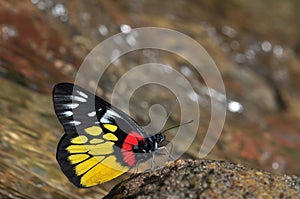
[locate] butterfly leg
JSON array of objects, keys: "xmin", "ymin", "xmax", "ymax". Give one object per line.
[
  {"xmin": 151, "ymin": 152, "xmax": 157, "ymax": 170},
  {"xmin": 158, "ymin": 142, "xmax": 175, "ymax": 161},
  {"xmin": 166, "ymin": 141, "xmax": 175, "ymax": 161},
  {"xmin": 132, "ymin": 158, "xmax": 144, "ymax": 175}
]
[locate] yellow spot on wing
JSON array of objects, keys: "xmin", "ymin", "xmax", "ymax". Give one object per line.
[
  {"xmin": 68, "ymin": 154, "xmax": 90, "ymax": 164},
  {"xmin": 66, "ymin": 145, "xmax": 90, "ymax": 153},
  {"xmin": 89, "ymin": 142, "xmax": 114, "ymax": 155},
  {"xmin": 103, "ymin": 124, "xmax": 117, "ymax": 132},
  {"xmin": 71, "ymin": 135, "xmax": 88, "ymax": 144},
  {"xmin": 90, "ymin": 138, "xmax": 104, "ymax": 144},
  {"xmin": 85, "ymin": 126, "xmax": 102, "ymax": 136},
  {"xmin": 103, "ymin": 133, "xmax": 118, "ymax": 141},
  {"xmin": 75, "ymin": 156, "xmax": 105, "ymax": 176},
  {"xmin": 80, "ymin": 156, "xmax": 129, "ymax": 187}
]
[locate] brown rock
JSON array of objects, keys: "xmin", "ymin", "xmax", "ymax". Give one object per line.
[{"xmin": 105, "ymin": 159, "xmax": 300, "ymax": 199}]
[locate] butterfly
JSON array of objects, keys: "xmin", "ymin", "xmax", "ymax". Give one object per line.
[{"xmin": 52, "ymin": 83, "xmax": 167, "ymax": 188}]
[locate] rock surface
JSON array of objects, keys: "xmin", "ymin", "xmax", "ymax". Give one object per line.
[{"xmin": 105, "ymin": 159, "xmax": 300, "ymax": 199}]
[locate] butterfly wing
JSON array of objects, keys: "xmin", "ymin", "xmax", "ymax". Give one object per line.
[{"xmin": 53, "ymin": 83, "xmax": 147, "ymax": 188}]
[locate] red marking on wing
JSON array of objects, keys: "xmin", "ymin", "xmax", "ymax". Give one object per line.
[
  {"xmin": 121, "ymin": 131, "xmax": 144, "ymax": 166},
  {"xmin": 122, "ymin": 150, "xmax": 135, "ymax": 166}
]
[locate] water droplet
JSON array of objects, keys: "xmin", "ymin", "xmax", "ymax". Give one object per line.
[
  {"xmin": 228, "ymin": 100, "xmax": 243, "ymax": 113},
  {"xmin": 245, "ymin": 49, "xmax": 256, "ymax": 60},
  {"xmin": 1, "ymin": 26, "xmax": 18, "ymax": 40},
  {"xmin": 162, "ymin": 65, "xmax": 173, "ymax": 73},
  {"xmin": 31, "ymin": 0, "xmax": 39, "ymax": 4},
  {"xmin": 261, "ymin": 41, "xmax": 272, "ymax": 52},
  {"xmin": 222, "ymin": 25, "xmax": 237, "ymax": 38},
  {"xmin": 120, "ymin": 24, "xmax": 131, "ymax": 34},
  {"xmin": 272, "ymin": 162, "xmax": 279, "ymax": 170},
  {"xmin": 205, "ymin": 88, "xmax": 226, "ymax": 102},
  {"xmin": 110, "ymin": 49, "xmax": 120, "ymax": 62},
  {"xmin": 273, "ymin": 45, "xmax": 283, "ymax": 58},
  {"xmin": 180, "ymin": 65, "xmax": 193, "ymax": 77},
  {"xmin": 126, "ymin": 34, "xmax": 136, "ymax": 46},
  {"xmin": 52, "ymin": 3, "xmax": 68, "ymax": 21},
  {"xmin": 37, "ymin": 1, "xmax": 46, "ymax": 10},
  {"xmin": 98, "ymin": 25, "xmax": 108, "ymax": 36},
  {"xmin": 188, "ymin": 91, "xmax": 198, "ymax": 102}
]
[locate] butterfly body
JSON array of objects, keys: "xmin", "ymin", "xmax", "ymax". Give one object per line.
[{"xmin": 53, "ymin": 83, "xmax": 165, "ymax": 188}]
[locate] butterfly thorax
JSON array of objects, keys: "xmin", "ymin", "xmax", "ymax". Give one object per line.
[{"xmin": 133, "ymin": 133, "xmax": 165, "ymax": 153}]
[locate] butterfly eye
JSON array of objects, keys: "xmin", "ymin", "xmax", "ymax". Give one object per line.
[
  {"xmin": 159, "ymin": 135, "xmax": 165, "ymax": 143},
  {"xmin": 154, "ymin": 134, "xmax": 164, "ymax": 143}
]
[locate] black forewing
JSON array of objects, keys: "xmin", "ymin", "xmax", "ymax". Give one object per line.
[{"xmin": 53, "ymin": 82, "xmax": 146, "ymax": 137}]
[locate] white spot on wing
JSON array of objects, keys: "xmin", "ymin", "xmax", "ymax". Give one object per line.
[
  {"xmin": 62, "ymin": 111, "xmax": 73, "ymax": 117},
  {"xmin": 107, "ymin": 109, "xmax": 120, "ymax": 118},
  {"xmin": 100, "ymin": 117, "xmax": 110, "ymax": 123},
  {"xmin": 64, "ymin": 103, "xmax": 79, "ymax": 109},
  {"xmin": 99, "ymin": 109, "xmax": 120, "ymax": 124},
  {"xmin": 69, "ymin": 120, "xmax": 81, "ymax": 126},
  {"xmin": 70, "ymin": 95, "xmax": 87, "ymax": 103},
  {"xmin": 76, "ymin": 90, "xmax": 88, "ymax": 99},
  {"xmin": 88, "ymin": 111, "xmax": 96, "ymax": 117}
]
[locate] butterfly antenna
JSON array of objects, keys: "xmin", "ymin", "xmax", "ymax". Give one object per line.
[
  {"xmin": 161, "ymin": 98, "xmax": 179, "ymax": 129},
  {"xmin": 160, "ymin": 120, "xmax": 194, "ymax": 135}
]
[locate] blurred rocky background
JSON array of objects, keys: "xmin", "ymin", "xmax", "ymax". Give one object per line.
[{"xmin": 0, "ymin": 0, "xmax": 300, "ymax": 198}]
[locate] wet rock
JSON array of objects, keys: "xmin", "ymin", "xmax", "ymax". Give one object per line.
[{"xmin": 105, "ymin": 159, "xmax": 300, "ymax": 199}]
